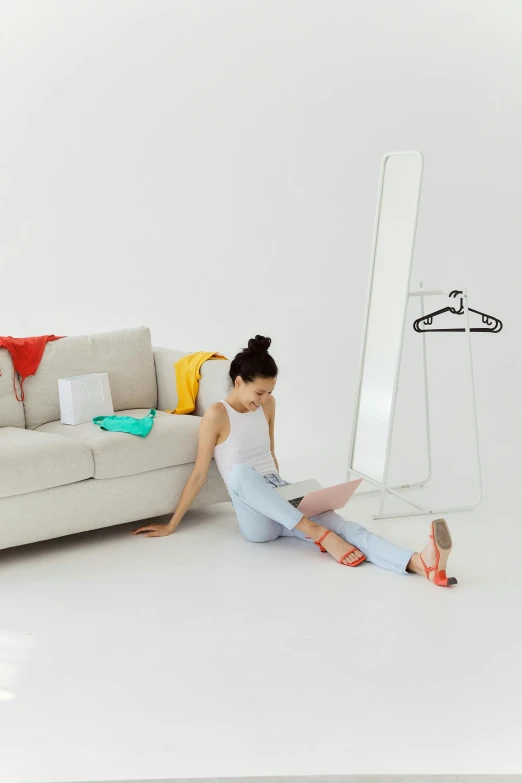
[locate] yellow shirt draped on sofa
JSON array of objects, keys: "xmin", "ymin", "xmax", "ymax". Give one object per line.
[{"xmin": 165, "ymin": 351, "xmax": 228, "ymax": 415}]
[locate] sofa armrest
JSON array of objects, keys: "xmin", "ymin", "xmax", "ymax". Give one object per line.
[{"xmin": 152, "ymin": 346, "xmax": 231, "ymax": 416}]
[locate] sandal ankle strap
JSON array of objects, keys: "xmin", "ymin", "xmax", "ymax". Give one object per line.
[{"xmin": 314, "ymin": 529, "xmax": 331, "ymax": 546}]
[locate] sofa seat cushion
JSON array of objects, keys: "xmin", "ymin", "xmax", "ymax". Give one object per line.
[
  {"xmin": 0, "ymin": 427, "xmax": 94, "ymax": 499},
  {"xmin": 35, "ymin": 409, "xmax": 202, "ymax": 480}
]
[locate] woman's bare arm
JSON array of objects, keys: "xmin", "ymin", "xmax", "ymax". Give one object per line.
[{"xmin": 132, "ymin": 406, "xmax": 220, "ymax": 537}]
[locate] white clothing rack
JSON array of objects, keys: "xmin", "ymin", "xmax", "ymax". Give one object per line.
[{"xmin": 347, "ymin": 281, "xmax": 483, "ymax": 519}]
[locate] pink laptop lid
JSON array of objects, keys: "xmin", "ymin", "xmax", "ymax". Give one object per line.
[{"xmin": 297, "ymin": 478, "xmax": 363, "ymax": 517}]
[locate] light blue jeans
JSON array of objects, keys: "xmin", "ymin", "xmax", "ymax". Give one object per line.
[{"xmin": 227, "ymin": 463, "xmax": 416, "ymax": 576}]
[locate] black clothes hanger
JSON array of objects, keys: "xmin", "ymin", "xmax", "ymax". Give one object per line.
[{"xmin": 413, "ymin": 290, "xmax": 503, "ymax": 333}]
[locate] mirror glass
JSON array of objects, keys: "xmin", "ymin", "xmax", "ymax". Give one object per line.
[{"xmin": 351, "ymin": 152, "xmax": 423, "ymax": 483}]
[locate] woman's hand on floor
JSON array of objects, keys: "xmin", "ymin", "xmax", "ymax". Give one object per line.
[{"xmin": 131, "ymin": 521, "xmax": 177, "ymax": 537}]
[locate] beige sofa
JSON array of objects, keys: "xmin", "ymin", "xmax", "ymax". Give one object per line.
[{"xmin": 0, "ymin": 326, "xmax": 231, "ymax": 551}]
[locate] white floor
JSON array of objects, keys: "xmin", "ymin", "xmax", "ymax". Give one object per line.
[{"xmin": 1, "ymin": 476, "xmax": 522, "ymax": 782}]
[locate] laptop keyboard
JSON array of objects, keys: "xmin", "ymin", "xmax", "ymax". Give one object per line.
[{"xmin": 288, "ymin": 496, "xmax": 304, "ymax": 509}]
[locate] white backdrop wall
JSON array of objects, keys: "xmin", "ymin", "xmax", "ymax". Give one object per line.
[{"xmin": 1, "ymin": 0, "xmax": 520, "ymax": 509}]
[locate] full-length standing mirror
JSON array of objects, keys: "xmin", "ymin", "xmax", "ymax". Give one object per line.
[{"xmin": 348, "ymin": 151, "xmax": 424, "ymax": 485}]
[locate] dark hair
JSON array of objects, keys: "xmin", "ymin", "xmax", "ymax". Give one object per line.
[{"xmin": 228, "ymin": 334, "xmax": 278, "ymax": 388}]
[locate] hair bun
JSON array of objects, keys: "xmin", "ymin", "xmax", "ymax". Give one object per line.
[{"xmin": 248, "ymin": 335, "xmax": 271, "ymax": 356}]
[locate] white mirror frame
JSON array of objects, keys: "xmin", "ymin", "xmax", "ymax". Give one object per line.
[{"xmin": 347, "ymin": 150, "xmax": 423, "ymax": 479}]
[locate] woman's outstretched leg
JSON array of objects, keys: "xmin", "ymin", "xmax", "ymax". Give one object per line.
[
  {"xmin": 295, "ymin": 511, "xmax": 414, "ymax": 574},
  {"xmin": 229, "ymin": 467, "xmax": 457, "ymax": 585},
  {"xmin": 296, "ymin": 510, "xmax": 457, "ymax": 585}
]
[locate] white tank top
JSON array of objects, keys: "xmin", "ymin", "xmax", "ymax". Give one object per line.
[{"xmin": 213, "ymin": 399, "xmax": 277, "ymax": 490}]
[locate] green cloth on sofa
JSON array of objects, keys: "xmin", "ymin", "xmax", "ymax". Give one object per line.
[{"xmin": 92, "ymin": 409, "xmax": 156, "ymax": 437}]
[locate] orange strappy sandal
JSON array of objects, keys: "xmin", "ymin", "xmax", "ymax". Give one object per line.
[
  {"xmin": 420, "ymin": 518, "xmax": 458, "ymax": 587},
  {"xmin": 311, "ymin": 529, "xmax": 366, "ymax": 567}
]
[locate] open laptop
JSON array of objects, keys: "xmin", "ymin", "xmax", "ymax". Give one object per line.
[{"xmin": 275, "ymin": 477, "xmax": 363, "ymax": 517}]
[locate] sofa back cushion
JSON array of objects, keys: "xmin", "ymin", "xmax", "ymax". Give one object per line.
[
  {"xmin": 23, "ymin": 326, "xmax": 158, "ymax": 430},
  {"xmin": 0, "ymin": 348, "xmax": 26, "ymax": 428}
]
